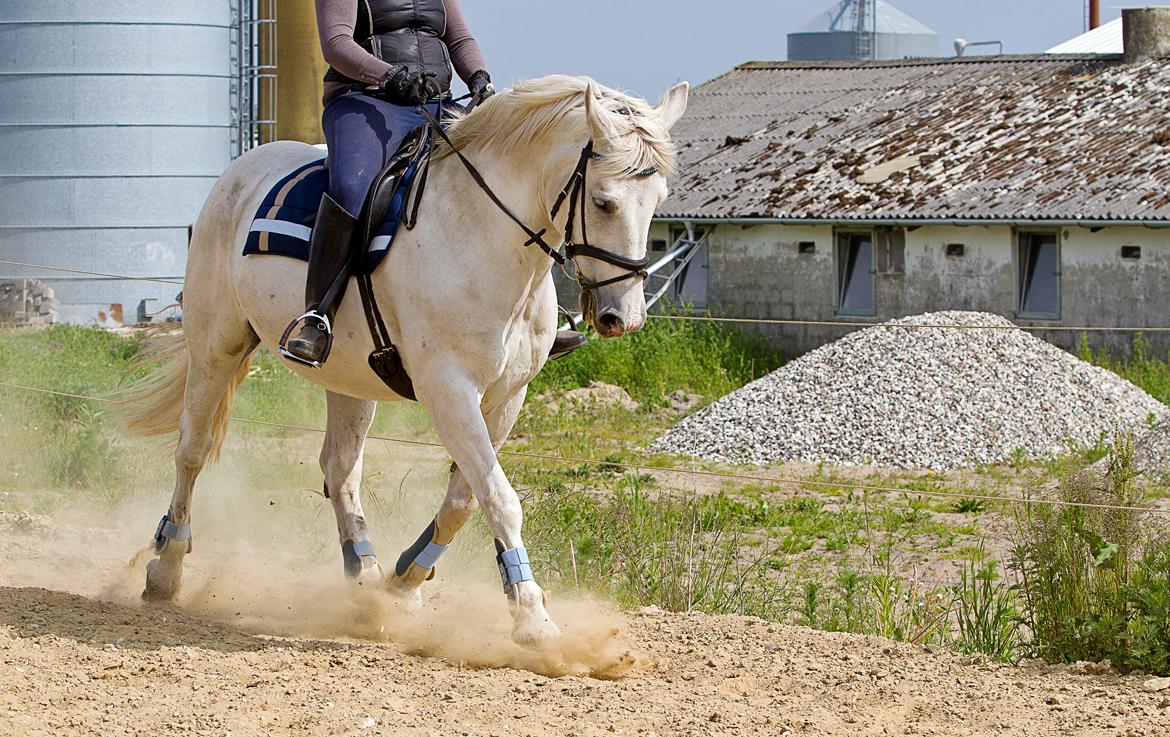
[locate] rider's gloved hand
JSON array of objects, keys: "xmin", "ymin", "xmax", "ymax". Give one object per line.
[
  {"xmin": 382, "ymin": 66, "xmax": 439, "ymax": 106},
  {"xmin": 467, "ymin": 69, "xmax": 496, "ymax": 109}
]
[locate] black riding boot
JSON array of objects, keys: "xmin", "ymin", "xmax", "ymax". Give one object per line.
[
  {"xmin": 280, "ymin": 194, "xmax": 357, "ymax": 367},
  {"xmin": 549, "ymin": 330, "xmax": 586, "ymax": 359}
]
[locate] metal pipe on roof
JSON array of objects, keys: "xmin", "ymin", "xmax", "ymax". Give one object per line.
[{"xmin": 1090, "ymin": 0, "xmax": 1101, "ymax": 31}]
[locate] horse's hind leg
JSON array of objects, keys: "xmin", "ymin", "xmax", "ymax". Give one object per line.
[
  {"xmin": 386, "ymin": 461, "xmax": 479, "ymax": 600},
  {"xmin": 321, "ymin": 391, "xmax": 380, "ymax": 582},
  {"xmin": 144, "ymin": 335, "xmax": 257, "ymax": 600}
]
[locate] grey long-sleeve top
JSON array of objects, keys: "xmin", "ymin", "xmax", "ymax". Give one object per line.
[{"xmin": 315, "ymin": 0, "xmax": 487, "ymax": 102}]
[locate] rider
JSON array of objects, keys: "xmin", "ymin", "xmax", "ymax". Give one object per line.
[{"xmin": 283, "ymin": 0, "xmax": 586, "ymax": 366}]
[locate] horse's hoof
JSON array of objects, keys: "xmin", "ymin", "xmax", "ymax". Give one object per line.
[
  {"xmin": 142, "ymin": 559, "xmax": 181, "ymax": 602},
  {"xmin": 511, "ymin": 615, "xmax": 562, "ymax": 648},
  {"xmin": 384, "ymin": 576, "xmax": 423, "ymax": 616},
  {"xmin": 349, "ymin": 557, "xmax": 383, "ymax": 587}
]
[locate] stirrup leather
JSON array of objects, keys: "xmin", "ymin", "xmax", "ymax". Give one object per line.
[{"xmin": 278, "ymin": 310, "xmax": 334, "ymax": 368}]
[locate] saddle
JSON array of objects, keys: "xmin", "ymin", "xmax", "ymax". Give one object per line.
[{"xmin": 245, "ymin": 124, "xmax": 434, "ymax": 399}]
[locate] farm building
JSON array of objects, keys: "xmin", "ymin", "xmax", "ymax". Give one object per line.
[{"xmin": 652, "ymin": 8, "xmax": 1170, "ymax": 358}]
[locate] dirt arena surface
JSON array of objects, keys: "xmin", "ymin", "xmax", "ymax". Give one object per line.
[
  {"xmin": 4, "ymin": 583, "xmax": 1170, "ymax": 737},
  {"xmin": 2, "ymin": 505, "xmax": 1169, "ymax": 737}
]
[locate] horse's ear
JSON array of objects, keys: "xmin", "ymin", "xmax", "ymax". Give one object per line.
[
  {"xmin": 583, "ymin": 83, "xmax": 609, "ymax": 144},
  {"xmin": 654, "ymin": 81, "xmax": 689, "ymax": 130}
]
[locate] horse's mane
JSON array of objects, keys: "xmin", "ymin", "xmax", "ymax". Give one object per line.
[{"xmin": 438, "ymin": 75, "xmax": 676, "ymax": 179}]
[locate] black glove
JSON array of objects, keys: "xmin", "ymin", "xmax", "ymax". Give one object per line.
[
  {"xmin": 467, "ymin": 69, "xmax": 496, "ymax": 109},
  {"xmin": 382, "ymin": 66, "xmax": 439, "ymax": 106}
]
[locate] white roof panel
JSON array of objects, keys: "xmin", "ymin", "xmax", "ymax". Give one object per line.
[{"xmin": 1047, "ymin": 18, "xmax": 1123, "ymax": 54}]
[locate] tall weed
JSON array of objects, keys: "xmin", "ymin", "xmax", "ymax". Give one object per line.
[
  {"xmin": 521, "ymin": 475, "xmax": 784, "ymax": 618},
  {"xmin": 1011, "ymin": 437, "xmax": 1170, "ymax": 674}
]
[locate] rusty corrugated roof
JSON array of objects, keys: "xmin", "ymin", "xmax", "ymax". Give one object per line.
[{"xmin": 658, "ymin": 55, "xmax": 1170, "ymax": 223}]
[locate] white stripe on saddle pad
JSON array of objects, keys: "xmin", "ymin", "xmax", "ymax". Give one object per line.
[
  {"xmin": 251, "ymin": 219, "xmax": 311, "ymax": 241},
  {"xmin": 369, "ymin": 235, "xmax": 392, "ymax": 253}
]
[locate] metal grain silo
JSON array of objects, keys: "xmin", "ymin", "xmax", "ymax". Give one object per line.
[
  {"xmin": 788, "ymin": 0, "xmax": 938, "ymax": 62},
  {"xmin": 0, "ymin": 0, "xmax": 235, "ymax": 324}
]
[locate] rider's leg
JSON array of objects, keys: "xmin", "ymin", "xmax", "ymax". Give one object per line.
[
  {"xmin": 282, "ymin": 193, "xmax": 357, "ymax": 365},
  {"xmin": 283, "ymin": 93, "xmax": 416, "ymax": 366}
]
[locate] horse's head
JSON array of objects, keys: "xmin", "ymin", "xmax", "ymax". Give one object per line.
[{"xmin": 567, "ymin": 82, "xmax": 689, "ymax": 338}]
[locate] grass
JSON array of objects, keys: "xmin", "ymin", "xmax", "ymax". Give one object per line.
[
  {"xmin": 1083, "ymin": 333, "xmax": 1170, "ymax": 409},
  {"xmin": 529, "ymin": 307, "xmax": 783, "ymax": 406}
]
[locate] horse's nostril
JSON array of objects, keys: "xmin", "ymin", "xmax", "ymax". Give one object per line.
[{"xmin": 597, "ymin": 312, "xmax": 624, "ymax": 333}]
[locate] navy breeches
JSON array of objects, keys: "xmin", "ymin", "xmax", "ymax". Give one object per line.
[{"xmin": 321, "ymin": 91, "xmax": 440, "ymax": 218}]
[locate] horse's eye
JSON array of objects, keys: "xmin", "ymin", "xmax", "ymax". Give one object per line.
[{"xmin": 593, "ymin": 197, "xmax": 615, "ymax": 213}]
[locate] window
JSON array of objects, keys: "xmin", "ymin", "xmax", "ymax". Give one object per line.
[
  {"xmin": 874, "ymin": 227, "xmax": 905, "ymax": 275},
  {"xmin": 836, "ymin": 232, "xmax": 875, "ymax": 315},
  {"xmin": 946, "ymin": 243, "xmax": 966, "ymax": 257},
  {"xmin": 1122, "ymin": 245, "xmax": 1142, "ymax": 260},
  {"xmin": 1017, "ymin": 232, "xmax": 1060, "ymax": 319},
  {"xmin": 798, "ymin": 241, "xmax": 816, "ymax": 255},
  {"xmin": 650, "ymin": 238, "xmax": 668, "ymax": 252}
]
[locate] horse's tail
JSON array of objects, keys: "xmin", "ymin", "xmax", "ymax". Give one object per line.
[{"xmin": 119, "ymin": 331, "xmax": 251, "ymax": 461}]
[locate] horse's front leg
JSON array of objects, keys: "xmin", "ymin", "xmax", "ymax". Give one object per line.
[
  {"xmin": 414, "ymin": 373, "xmax": 559, "ymax": 646},
  {"xmin": 321, "ymin": 391, "xmax": 381, "ymax": 584},
  {"xmin": 388, "ymin": 388, "xmax": 526, "ymax": 599}
]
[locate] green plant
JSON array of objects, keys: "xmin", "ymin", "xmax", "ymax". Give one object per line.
[
  {"xmin": 1082, "ymin": 333, "xmax": 1170, "ymax": 407},
  {"xmin": 952, "ymin": 498, "xmax": 988, "ymax": 515},
  {"xmin": 521, "ymin": 484, "xmax": 785, "ymax": 618},
  {"xmin": 1011, "ymin": 436, "xmax": 1170, "ymax": 674},
  {"xmin": 528, "ymin": 305, "xmax": 783, "ymax": 406},
  {"xmin": 955, "ymin": 556, "xmax": 1020, "ymax": 661},
  {"xmin": 868, "ymin": 569, "xmax": 952, "ymax": 645}
]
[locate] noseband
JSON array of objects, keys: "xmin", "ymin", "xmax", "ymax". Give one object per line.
[{"xmin": 417, "ymin": 107, "xmax": 650, "ymax": 294}]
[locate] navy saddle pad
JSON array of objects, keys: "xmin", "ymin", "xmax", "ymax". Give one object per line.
[{"xmin": 243, "ymin": 157, "xmax": 420, "ymax": 273}]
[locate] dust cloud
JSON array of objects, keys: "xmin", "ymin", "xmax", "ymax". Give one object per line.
[{"xmin": 0, "ymin": 432, "xmax": 642, "ymax": 680}]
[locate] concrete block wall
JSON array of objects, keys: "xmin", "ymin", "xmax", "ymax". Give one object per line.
[{"xmin": 654, "ymin": 221, "xmax": 1170, "ymax": 359}]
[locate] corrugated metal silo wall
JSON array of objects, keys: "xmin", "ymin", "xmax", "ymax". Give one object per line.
[
  {"xmin": 0, "ymin": 0, "xmax": 233, "ymax": 324},
  {"xmin": 788, "ymin": 32, "xmax": 938, "ymax": 60}
]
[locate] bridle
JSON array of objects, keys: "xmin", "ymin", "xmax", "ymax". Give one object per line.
[{"xmin": 415, "ymin": 105, "xmax": 651, "ymax": 295}]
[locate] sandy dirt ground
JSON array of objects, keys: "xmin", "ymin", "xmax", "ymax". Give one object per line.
[{"xmin": 2, "ymin": 506, "xmax": 1170, "ymax": 737}]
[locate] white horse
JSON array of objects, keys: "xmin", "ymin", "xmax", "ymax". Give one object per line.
[{"xmin": 122, "ymin": 75, "xmax": 688, "ymax": 645}]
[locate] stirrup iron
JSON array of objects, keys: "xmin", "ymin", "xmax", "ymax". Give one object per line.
[{"xmin": 278, "ymin": 310, "xmax": 334, "ymax": 368}]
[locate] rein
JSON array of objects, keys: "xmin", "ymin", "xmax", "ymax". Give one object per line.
[{"xmin": 415, "ymin": 105, "xmax": 650, "ymax": 293}]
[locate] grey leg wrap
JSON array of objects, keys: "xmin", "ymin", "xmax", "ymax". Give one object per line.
[
  {"xmin": 154, "ymin": 514, "xmax": 192, "ymax": 554},
  {"xmin": 494, "ymin": 539, "xmax": 534, "ymax": 596},
  {"xmin": 341, "ymin": 533, "xmax": 377, "ymax": 578},
  {"xmin": 395, "ymin": 518, "xmax": 448, "ymax": 577}
]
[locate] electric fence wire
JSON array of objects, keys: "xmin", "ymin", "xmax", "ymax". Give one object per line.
[
  {"xmin": 5, "ymin": 257, "xmax": 1170, "ymax": 334},
  {"xmin": 0, "ymin": 379, "xmax": 1166, "ymax": 517}
]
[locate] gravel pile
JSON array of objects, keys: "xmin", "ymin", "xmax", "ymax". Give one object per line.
[{"xmin": 652, "ymin": 311, "xmax": 1168, "ymax": 470}]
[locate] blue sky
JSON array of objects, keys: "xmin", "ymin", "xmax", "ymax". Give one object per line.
[{"xmin": 459, "ymin": 1, "xmax": 1121, "ymax": 100}]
